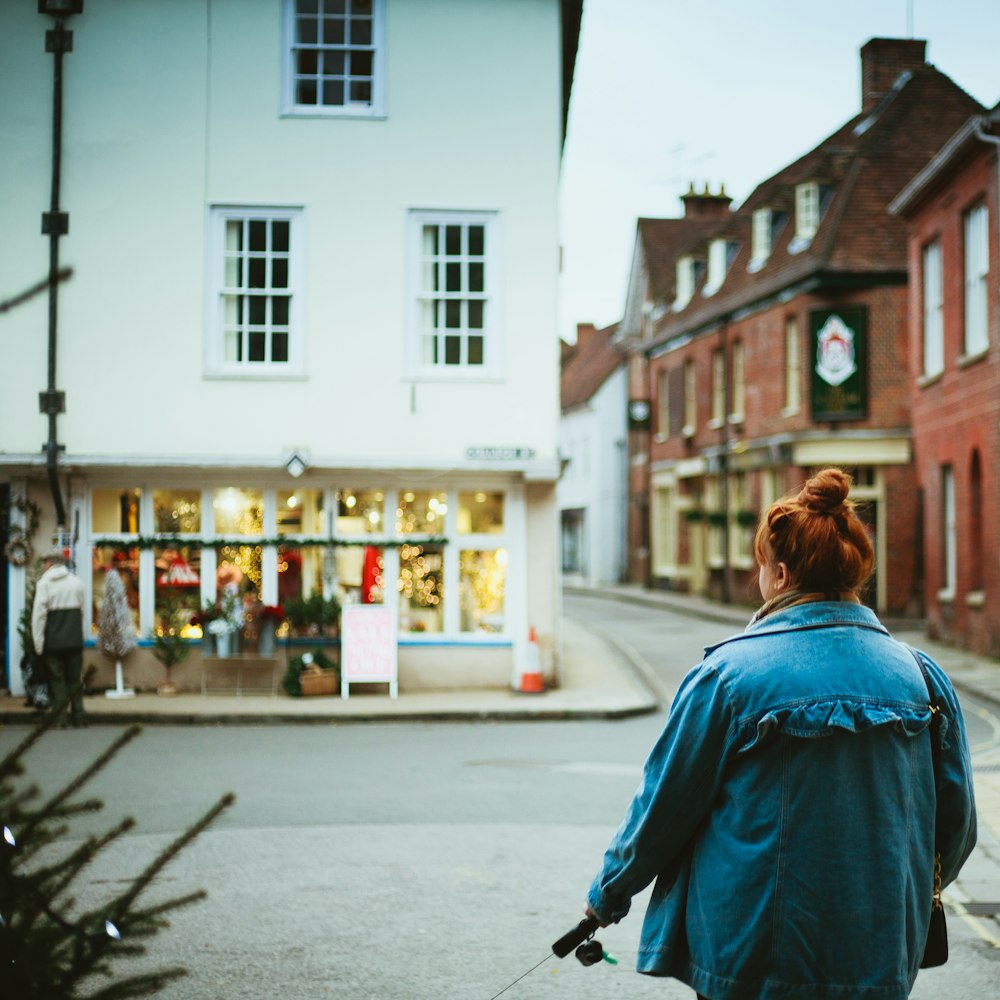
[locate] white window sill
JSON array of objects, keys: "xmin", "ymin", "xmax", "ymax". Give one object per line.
[
  {"xmin": 653, "ymin": 433, "xmax": 667, "ymax": 443},
  {"xmin": 728, "ymin": 412, "xmax": 744, "ymax": 426},
  {"xmin": 917, "ymin": 370, "xmax": 943, "ymax": 388},
  {"xmin": 958, "ymin": 348, "xmax": 989, "ymax": 369},
  {"xmin": 965, "ymin": 590, "xmax": 986, "ymax": 608},
  {"xmin": 780, "ymin": 404, "xmax": 801, "ymax": 418},
  {"xmin": 281, "ymin": 108, "xmax": 386, "ymax": 121},
  {"xmin": 788, "ymin": 234, "xmax": 814, "ymax": 255},
  {"xmin": 205, "ymin": 368, "xmax": 307, "ymax": 381},
  {"xmin": 937, "ymin": 588, "xmax": 955, "ymax": 605},
  {"xmin": 707, "ymin": 417, "xmax": 725, "ymax": 430},
  {"xmin": 404, "ymin": 370, "xmax": 504, "ymax": 384},
  {"xmin": 682, "ymin": 425, "xmax": 696, "ymax": 439}
]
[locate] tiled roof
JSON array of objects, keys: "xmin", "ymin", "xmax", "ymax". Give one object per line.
[
  {"xmin": 561, "ymin": 322, "xmax": 623, "ymax": 412},
  {"xmin": 637, "ymin": 216, "xmax": 724, "ymax": 304},
  {"xmin": 645, "ymin": 61, "xmax": 983, "ymax": 351}
]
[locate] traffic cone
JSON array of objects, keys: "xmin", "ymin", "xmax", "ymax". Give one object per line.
[{"xmin": 518, "ymin": 627, "xmax": 544, "ymax": 693}]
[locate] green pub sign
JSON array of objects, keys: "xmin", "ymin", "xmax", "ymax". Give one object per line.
[{"xmin": 810, "ymin": 306, "xmax": 867, "ymax": 421}]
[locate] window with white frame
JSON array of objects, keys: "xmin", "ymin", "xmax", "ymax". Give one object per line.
[
  {"xmin": 749, "ymin": 208, "xmax": 774, "ymax": 270},
  {"xmin": 283, "ymin": 0, "xmax": 385, "ymax": 117},
  {"xmin": 210, "ymin": 207, "xmax": 302, "ymax": 375},
  {"xmin": 683, "ymin": 359, "xmax": 696, "ymax": 434},
  {"xmin": 783, "ymin": 316, "xmax": 801, "ymax": 413},
  {"xmin": 710, "ymin": 349, "xmax": 726, "ymax": 426},
  {"xmin": 703, "ymin": 239, "xmax": 737, "ymax": 296},
  {"xmin": 922, "ymin": 239, "xmax": 944, "ymax": 378},
  {"xmin": 656, "ymin": 369, "xmax": 670, "ymax": 438},
  {"xmin": 409, "ymin": 211, "xmax": 497, "ymax": 376},
  {"xmin": 964, "ymin": 203, "xmax": 989, "ymax": 357},
  {"xmin": 791, "ymin": 182, "xmax": 821, "ymax": 250},
  {"xmin": 674, "ymin": 255, "xmax": 696, "ymax": 311},
  {"xmin": 730, "ymin": 340, "xmax": 745, "ymax": 422}
]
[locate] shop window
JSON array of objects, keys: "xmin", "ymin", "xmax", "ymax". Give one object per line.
[
  {"xmin": 213, "ymin": 487, "xmax": 263, "ymax": 536},
  {"xmin": 460, "ymin": 549, "xmax": 506, "ymax": 633},
  {"xmin": 398, "ymin": 542, "xmax": 443, "ymax": 633},
  {"xmin": 396, "ymin": 491, "xmax": 447, "ymax": 533},
  {"xmin": 217, "ymin": 544, "xmax": 263, "ymax": 597},
  {"xmin": 336, "ymin": 489, "xmax": 385, "ymax": 535},
  {"xmin": 155, "ymin": 544, "xmax": 202, "ymax": 638},
  {"xmin": 92, "ymin": 488, "xmax": 140, "ymax": 534},
  {"xmin": 278, "ymin": 545, "xmax": 326, "ymax": 605},
  {"xmin": 91, "ymin": 546, "xmax": 139, "ymax": 636},
  {"xmin": 278, "ymin": 488, "xmax": 325, "ymax": 535},
  {"xmin": 458, "ymin": 491, "xmax": 504, "ymax": 534},
  {"xmin": 154, "ymin": 489, "xmax": 201, "ymax": 534}
]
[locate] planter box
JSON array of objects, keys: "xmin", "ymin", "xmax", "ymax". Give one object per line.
[{"xmin": 299, "ymin": 670, "xmax": 339, "ymax": 697}]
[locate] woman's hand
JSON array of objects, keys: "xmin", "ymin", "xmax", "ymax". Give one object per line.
[{"xmin": 584, "ymin": 904, "xmax": 610, "ymax": 928}]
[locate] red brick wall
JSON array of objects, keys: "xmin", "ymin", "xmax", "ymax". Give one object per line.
[{"xmin": 904, "ymin": 145, "xmax": 1000, "ymax": 652}]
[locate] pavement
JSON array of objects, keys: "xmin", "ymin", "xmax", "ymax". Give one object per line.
[{"xmin": 2, "ymin": 584, "xmax": 999, "ymax": 942}]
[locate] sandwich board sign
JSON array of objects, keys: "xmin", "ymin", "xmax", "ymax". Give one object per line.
[{"xmin": 341, "ymin": 604, "xmax": 398, "ymax": 699}]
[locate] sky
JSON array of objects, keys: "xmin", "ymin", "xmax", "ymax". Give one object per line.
[{"xmin": 558, "ymin": 0, "xmax": 1000, "ymax": 343}]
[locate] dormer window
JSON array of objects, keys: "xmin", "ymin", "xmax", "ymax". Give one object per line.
[
  {"xmin": 674, "ymin": 255, "xmax": 696, "ymax": 311},
  {"xmin": 703, "ymin": 239, "xmax": 737, "ymax": 297},
  {"xmin": 749, "ymin": 208, "xmax": 784, "ymax": 273},
  {"xmin": 789, "ymin": 182, "xmax": 825, "ymax": 253}
]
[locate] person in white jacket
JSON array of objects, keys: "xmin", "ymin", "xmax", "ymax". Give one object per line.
[{"xmin": 32, "ymin": 550, "xmax": 87, "ymax": 727}]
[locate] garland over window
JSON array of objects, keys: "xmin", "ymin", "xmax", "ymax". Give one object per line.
[{"xmin": 92, "ymin": 535, "xmax": 447, "ymax": 552}]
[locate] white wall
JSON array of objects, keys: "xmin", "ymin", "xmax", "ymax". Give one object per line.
[
  {"xmin": 558, "ymin": 366, "xmax": 627, "ymax": 585},
  {"xmin": 0, "ymin": 0, "xmax": 563, "ymax": 470}
]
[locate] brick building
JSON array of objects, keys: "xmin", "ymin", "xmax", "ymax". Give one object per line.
[
  {"xmin": 890, "ymin": 104, "xmax": 1000, "ymax": 653},
  {"xmin": 615, "ymin": 38, "xmax": 983, "ymax": 614}
]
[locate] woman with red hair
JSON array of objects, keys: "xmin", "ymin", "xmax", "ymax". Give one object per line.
[{"xmin": 585, "ymin": 468, "xmax": 976, "ymax": 1000}]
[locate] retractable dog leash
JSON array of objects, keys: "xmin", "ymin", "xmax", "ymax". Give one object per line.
[{"xmin": 487, "ymin": 916, "xmax": 618, "ymax": 999}]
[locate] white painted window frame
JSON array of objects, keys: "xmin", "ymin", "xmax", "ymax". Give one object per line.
[
  {"xmin": 922, "ymin": 239, "xmax": 944, "ymax": 378},
  {"xmin": 794, "ymin": 182, "xmax": 820, "ymax": 241},
  {"xmin": 405, "ymin": 209, "xmax": 501, "ymax": 380},
  {"xmin": 281, "ymin": 0, "xmax": 387, "ymax": 118},
  {"xmin": 703, "ymin": 239, "xmax": 729, "ymax": 297},
  {"xmin": 674, "ymin": 255, "xmax": 695, "ymax": 311},
  {"xmin": 206, "ymin": 205, "xmax": 305, "ymax": 379},
  {"xmin": 963, "ymin": 203, "xmax": 989, "ymax": 358},
  {"xmin": 750, "ymin": 208, "xmax": 772, "ymax": 268},
  {"xmin": 783, "ymin": 316, "xmax": 801, "ymax": 415}
]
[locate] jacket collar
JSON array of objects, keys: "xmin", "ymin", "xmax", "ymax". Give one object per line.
[{"xmin": 705, "ymin": 601, "xmax": 888, "ymax": 656}]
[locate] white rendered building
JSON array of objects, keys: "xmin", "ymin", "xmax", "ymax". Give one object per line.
[{"xmin": 0, "ymin": 0, "xmax": 582, "ymax": 694}]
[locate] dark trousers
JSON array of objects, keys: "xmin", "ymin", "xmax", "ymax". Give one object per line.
[{"xmin": 45, "ymin": 647, "xmax": 84, "ymax": 724}]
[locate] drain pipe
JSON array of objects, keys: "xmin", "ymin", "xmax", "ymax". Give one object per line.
[{"xmin": 38, "ymin": 1, "xmax": 83, "ymax": 529}]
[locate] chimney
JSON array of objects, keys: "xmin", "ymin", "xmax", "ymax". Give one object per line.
[
  {"xmin": 860, "ymin": 38, "xmax": 926, "ymax": 113},
  {"xmin": 680, "ymin": 182, "xmax": 732, "ymax": 219}
]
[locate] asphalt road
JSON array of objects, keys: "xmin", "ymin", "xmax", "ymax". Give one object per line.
[{"xmin": 2, "ymin": 593, "xmax": 999, "ymax": 998}]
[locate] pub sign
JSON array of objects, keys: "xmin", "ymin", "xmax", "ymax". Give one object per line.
[{"xmin": 810, "ymin": 307, "xmax": 867, "ymax": 421}]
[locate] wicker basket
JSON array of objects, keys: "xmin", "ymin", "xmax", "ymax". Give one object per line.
[{"xmin": 300, "ymin": 669, "xmax": 339, "ymax": 697}]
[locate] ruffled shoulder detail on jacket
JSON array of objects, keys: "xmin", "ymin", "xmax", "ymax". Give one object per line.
[{"xmin": 737, "ymin": 700, "xmax": 935, "ymax": 753}]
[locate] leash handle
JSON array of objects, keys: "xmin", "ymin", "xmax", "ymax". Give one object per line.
[{"xmin": 552, "ymin": 915, "xmax": 599, "ymax": 958}]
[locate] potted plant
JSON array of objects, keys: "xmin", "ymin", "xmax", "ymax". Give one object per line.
[
  {"xmin": 284, "ymin": 593, "xmax": 340, "ymax": 637},
  {"xmin": 256, "ymin": 604, "xmax": 284, "ymax": 656},
  {"xmin": 190, "ymin": 598, "xmax": 223, "ymax": 654},
  {"xmin": 149, "ymin": 602, "xmax": 190, "ymax": 696}
]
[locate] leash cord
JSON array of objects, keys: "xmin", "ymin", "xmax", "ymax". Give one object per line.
[{"xmin": 487, "ymin": 952, "xmax": 553, "ymax": 1000}]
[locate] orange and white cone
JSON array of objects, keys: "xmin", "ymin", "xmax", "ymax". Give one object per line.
[{"xmin": 518, "ymin": 627, "xmax": 544, "ymax": 693}]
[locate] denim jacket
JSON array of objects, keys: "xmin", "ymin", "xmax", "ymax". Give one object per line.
[{"xmin": 587, "ymin": 602, "xmax": 977, "ymax": 1000}]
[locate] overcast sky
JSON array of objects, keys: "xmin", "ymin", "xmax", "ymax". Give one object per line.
[{"xmin": 558, "ymin": 0, "xmax": 1000, "ymax": 342}]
